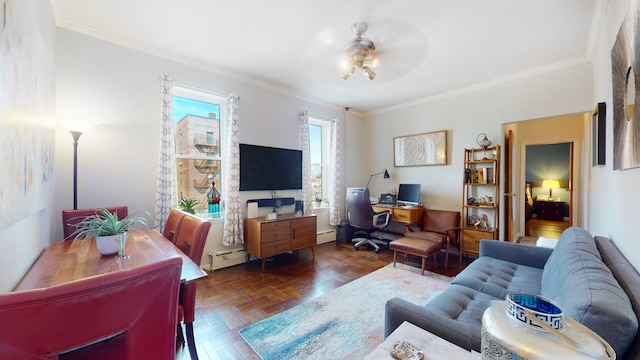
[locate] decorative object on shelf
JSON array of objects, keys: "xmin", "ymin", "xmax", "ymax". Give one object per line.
[
  {"xmin": 592, "ymin": 102, "xmax": 606, "ymax": 166},
  {"xmin": 541, "ymin": 179, "xmax": 560, "ymax": 198},
  {"xmin": 69, "ymin": 208, "xmax": 149, "ymax": 256},
  {"xmin": 394, "ymin": 130, "xmax": 447, "ymax": 167},
  {"xmin": 179, "ymin": 197, "xmax": 200, "ymax": 214},
  {"xmin": 476, "ymin": 214, "xmax": 489, "ymax": 230},
  {"xmin": 207, "ymin": 181, "xmax": 221, "ymax": 216},
  {"xmin": 482, "ymin": 295, "xmax": 615, "ymax": 360},
  {"xmin": 366, "ymin": 168, "xmax": 390, "ymax": 188},
  {"xmin": 476, "ymin": 133, "xmax": 492, "ymax": 160},
  {"xmin": 612, "ymin": 0, "xmax": 640, "ymax": 171},
  {"xmin": 341, "ymin": 22, "xmax": 379, "ymax": 80}
]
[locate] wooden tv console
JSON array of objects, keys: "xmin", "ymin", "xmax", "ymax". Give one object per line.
[{"xmin": 244, "ymin": 214, "xmax": 317, "ymax": 271}]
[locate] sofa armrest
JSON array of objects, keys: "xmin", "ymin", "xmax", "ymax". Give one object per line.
[
  {"xmin": 385, "ymin": 297, "xmax": 478, "ymax": 351},
  {"xmin": 479, "ymin": 240, "xmax": 552, "ymax": 269}
]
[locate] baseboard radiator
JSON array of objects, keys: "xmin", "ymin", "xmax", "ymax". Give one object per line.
[
  {"xmin": 317, "ymin": 229, "xmax": 336, "ymax": 244},
  {"xmin": 207, "ymin": 249, "xmax": 247, "ymax": 271}
]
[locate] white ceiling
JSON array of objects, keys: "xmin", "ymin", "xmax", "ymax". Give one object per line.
[{"xmin": 50, "ymin": 0, "xmax": 601, "ymax": 114}]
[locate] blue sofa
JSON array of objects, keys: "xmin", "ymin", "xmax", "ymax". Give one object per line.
[{"xmin": 384, "ymin": 227, "xmax": 640, "ymax": 359}]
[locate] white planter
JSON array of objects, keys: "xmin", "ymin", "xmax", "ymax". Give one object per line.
[{"xmin": 95, "ymin": 233, "xmax": 127, "ymax": 256}]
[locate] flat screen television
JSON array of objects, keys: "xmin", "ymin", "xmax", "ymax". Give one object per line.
[
  {"xmin": 397, "ymin": 183, "xmax": 421, "ymax": 206},
  {"xmin": 239, "ymin": 143, "xmax": 303, "ymax": 191}
]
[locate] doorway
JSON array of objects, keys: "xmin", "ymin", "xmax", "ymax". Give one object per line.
[
  {"xmin": 524, "ymin": 142, "xmax": 572, "ymax": 238},
  {"xmin": 502, "ymin": 112, "xmax": 585, "ymax": 242}
]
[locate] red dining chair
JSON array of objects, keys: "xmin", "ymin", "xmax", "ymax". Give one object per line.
[
  {"xmin": 172, "ymin": 215, "xmax": 211, "ymax": 360},
  {"xmin": 163, "ymin": 209, "xmax": 188, "ymax": 243},
  {"xmin": 0, "ymin": 257, "xmax": 182, "ymax": 360},
  {"xmin": 62, "ymin": 206, "xmax": 129, "ymax": 239}
]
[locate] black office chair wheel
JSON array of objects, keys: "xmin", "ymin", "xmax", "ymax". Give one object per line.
[
  {"xmin": 375, "ymin": 248, "xmax": 380, "ymax": 253},
  {"xmin": 354, "ymin": 245, "xmax": 359, "ymax": 251}
]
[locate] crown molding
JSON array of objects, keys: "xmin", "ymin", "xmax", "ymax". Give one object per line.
[{"xmin": 364, "ymin": 56, "xmax": 591, "ymax": 117}]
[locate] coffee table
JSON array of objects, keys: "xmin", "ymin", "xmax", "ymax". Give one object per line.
[{"xmin": 364, "ymin": 321, "xmax": 481, "ymax": 359}]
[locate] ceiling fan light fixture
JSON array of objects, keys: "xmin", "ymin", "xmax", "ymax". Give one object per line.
[
  {"xmin": 342, "ymin": 64, "xmax": 356, "ymax": 80},
  {"xmin": 362, "ymin": 66, "xmax": 376, "ymax": 80},
  {"xmin": 341, "ymin": 22, "xmax": 379, "ymax": 80},
  {"xmin": 364, "ymin": 56, "xmax": 379, "ymax": 69}
]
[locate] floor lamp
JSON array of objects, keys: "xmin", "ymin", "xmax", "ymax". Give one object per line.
[{"xmin": 70, "ymin": 131, "xmax": 83, "ymax": 210}]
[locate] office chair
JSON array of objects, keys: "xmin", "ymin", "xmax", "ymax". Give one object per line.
[{"xmin": 346, "ymin": 187, "xmax": 391, "ymax": 253}]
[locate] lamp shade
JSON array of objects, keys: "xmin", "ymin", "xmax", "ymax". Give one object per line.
[{"xmin": 541, "ymin": 180, "xmax": 560, "ymax": 189}]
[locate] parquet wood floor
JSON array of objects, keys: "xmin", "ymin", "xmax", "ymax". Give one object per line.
[
  {"xmin": 176, "ymin": 241, "xmax": 471, "ymax": 360},
  {"xmin": 525, "ymin": 218, "xmax": 569, "ymax": 239}
]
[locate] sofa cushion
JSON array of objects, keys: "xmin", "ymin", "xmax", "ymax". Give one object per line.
[
  {"xmin": 422, "ymin": 284, "xmax": 500, "ymax": 351},
  {"xmin": 452, "ymin": 256, "xmax": 543, "ymax": 299},
  {"xmin": 542, "ymin": 227, "xmax": 638, "ymax": 357},
  {"xmin": 596, "ymin": 236, "xmax": 640, "ymax": 359}
]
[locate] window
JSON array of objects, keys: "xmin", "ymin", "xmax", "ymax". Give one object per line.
[
  {"xmin": 173, "ymin": 86, "xmax": 225, "ymax": 214},
  {"xmin": 309, "ymin": 117, "xmax": 330, "ymax": 204}
]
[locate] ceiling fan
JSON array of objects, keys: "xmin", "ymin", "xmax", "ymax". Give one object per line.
[{"xmin": 341, "ymin": 22, "xmax": 379, "ymax": 80}]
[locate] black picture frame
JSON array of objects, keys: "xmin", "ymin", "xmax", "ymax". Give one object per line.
[{"xmin": 593, "ymin": 102, "xmax": 606, "ymax": 166}]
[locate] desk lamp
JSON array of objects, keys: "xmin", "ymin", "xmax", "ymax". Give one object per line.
[
  {"xmin": 541, "ymin": 179, "xmax": 560, "ymax": 199},
  {"xmin": 366, "ymin": 169, "xmax": 390, "ymax": 189}
]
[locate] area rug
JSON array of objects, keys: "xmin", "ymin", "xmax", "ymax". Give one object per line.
[{"xmin": 238, "ymin": 263, "xmax": 451, "ymax": 359}]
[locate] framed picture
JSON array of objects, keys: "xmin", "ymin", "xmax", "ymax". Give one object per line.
[
  {"xmin": 592, "ymin": 102, "xmax": 606, "ymax": 166},
  {"xmin": 394, "ymin": 130, "xmax": 447, "ymax": 167}
]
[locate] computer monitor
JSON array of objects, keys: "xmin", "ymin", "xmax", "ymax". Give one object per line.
[{"xmin": 397, "ymin": 184, "xmax": 421, "ymax": 206}]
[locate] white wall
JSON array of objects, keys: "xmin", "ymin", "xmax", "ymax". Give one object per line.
[
  {"xmin": 0, "ymin": 0, "xmax": 56, "ymax": 292},
  {"xmin": 363, "ymin": 63, "xmax": 593, "ymax": 216},
  {"xmin": 589, "ymin": 0, "xmax": 640, "ymax": 268},
  {"xmin": 55, "ymin": 29, "xmax": 346, "ymax": 245}
]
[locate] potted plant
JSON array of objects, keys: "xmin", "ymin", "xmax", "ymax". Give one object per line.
[
  {"xmin": 178, "ymin": 197, "xmax": 200, "ymax": 214},
  {"xmin": 70, "ymin": 208, "xmax": 149, "ymax": 256},
  {"xmin": 313, "ymin": 194, "xmax": 323, "ymax": 207}
]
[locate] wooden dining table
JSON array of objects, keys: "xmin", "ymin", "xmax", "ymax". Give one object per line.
[{"xmin": 15, "ymin": 229, "xmax": 208, "ymax": 291}]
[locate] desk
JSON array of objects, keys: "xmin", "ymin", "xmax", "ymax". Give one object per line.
[
  {"xmin": 15, "ymin": 230, "xmax": 207, "ymax": 291},
  {"xmin": 372, "ymin": 205, "xmax": 423, "ymax": 231}
]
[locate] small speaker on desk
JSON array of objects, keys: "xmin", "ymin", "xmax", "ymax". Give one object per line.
[
  {"xmin": 247, "ymin": 202, "xmax": 258, "ymax": 218},
  {"xmin": 295, "ymin": 200, "xmax": 304, "ymax": 213}
]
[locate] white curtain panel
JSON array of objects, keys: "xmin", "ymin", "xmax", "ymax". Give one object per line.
[
  {"xmin": 299, "ymin": 111, "xmax": 313, "ymax": 214},
  {"xmin": 153, "ymin": 74, "xmax": 177, "ymax": 231},
  {"xmin": 222, "ymin": 93, "xmax": 243, "ymax": 246},
  {"xmin": 328, "ymin": 118, "xmax": 342, "ymax": 225}
]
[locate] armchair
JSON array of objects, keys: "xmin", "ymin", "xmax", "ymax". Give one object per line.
[
  {"xmin": 403, "ymin": 208, "xmax": 461, "ymax": 269},
  {"xmin": 346, "ymin": 187, "xmax": 391, "ymax": 253}
]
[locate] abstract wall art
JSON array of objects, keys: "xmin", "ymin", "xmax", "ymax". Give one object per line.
[
  {"xmin": 394, "ymin": 130, "xmax": 447, "ymax": 167},
  {"xmin": 611, "ymin": 0, "xmax": 640, "ymax": 171},
  {"xmin": 0, "ymin": 0, "xmax": 55, "ymax": 230}
]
